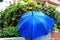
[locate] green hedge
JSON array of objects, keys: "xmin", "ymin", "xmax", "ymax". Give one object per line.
[
  {"xmin": 42, "ymin": 6, "xmax": 60, "ymax": 29},
  {"xmin": 0, "ymin": 2, "xmax": 42, "ymax": 27},
  {"xmin": 0, "ymin": 1, "xmax": 60, "ymax": 37},
  {"xmin": 42, "ymin": 6, "xmax": 60, "ymax": 22},
  {"xmin": 0, "ymin": 27, "xmax": 19, "ymax": 37}
]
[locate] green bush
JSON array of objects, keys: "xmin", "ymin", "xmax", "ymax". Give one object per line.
[
  {"xmin": 0, "ymin": 29, "xmax": 2, "ymax": 37},
  {"xmin": 0, "ymin": 27, "xmax": 19, "ymax": 37},
  {"xmin": 0, "ymin": 2, "xmax": 42, "ymax": 27},
  {"xmin": 42, "ymin": 6, "xmax": 60, "ymax": 29}
]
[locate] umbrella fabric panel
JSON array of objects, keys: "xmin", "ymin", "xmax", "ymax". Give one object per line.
[
  {"xmin": 16, "ymin": 11, "xmax": 33, "ymax": 31},
  {"xmin": 33, "ymin": 11, "xmax": 54, "ymax": 33},
  {"xmin": 35, "ymin": 16, "xmax": 53, "ymax": 34},
  {"xmin": 21, "ymin": 11, "xmax": 32, "ymax": 18},
  {"xmin": 32, "ymin": 17, "xmax": 48, "ymax": 39},
  {"xmin": 16, "ymin": 16, "xmax": 31, "ymax": 32},
  {"xmin": 16, "ymin": 11, "xmax": 33, "ymax": 30},
  {"xmin": 17, "ymin": 16, "xmax": 33, "ymax": 39}
]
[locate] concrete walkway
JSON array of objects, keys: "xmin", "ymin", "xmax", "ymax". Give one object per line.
[
  {"xmin": 0, "ymin": 33, "xmax": 53, "ymax": 40},
  {"xmin": 0, "ymin": 37, "xmax": 26, "ymax": 40}
]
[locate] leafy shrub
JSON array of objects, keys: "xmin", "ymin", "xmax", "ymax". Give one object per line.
[
  {"xmin": 0, "ymin": 27, "xmax": 19, "ymax": 37},
  {"xmin": 42, "ymin": 6, "xmax": 60, "ymax": 29},
  {"xmin": 0, "ymin": 29, "xmax": 2, "ymax": 37},
  {"xmin": 0, "ymin": 2, "xmax": 42, "ymax": 28}
]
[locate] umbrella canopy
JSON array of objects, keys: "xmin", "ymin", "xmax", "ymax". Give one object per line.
[{"xmin": 16, "ymin": 11, "xmax": 54, "ymax": 40}]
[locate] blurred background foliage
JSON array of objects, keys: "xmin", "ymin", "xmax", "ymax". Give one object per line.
[
  {"xmin": 0, "ymin": 27, "xmax": 19, "ymax": 37},
  {"xmin": 0, "ymin": 0, "xmax": 60, "ymax": 37}
]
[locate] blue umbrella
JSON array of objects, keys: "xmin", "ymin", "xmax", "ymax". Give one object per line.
[{"xmin": 16, "ymin": 11, "xmax": 54, "ymax": 40}]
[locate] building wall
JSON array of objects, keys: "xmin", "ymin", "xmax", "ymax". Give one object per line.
[
  {"xmin": 0, "ymin": 0, "xmax": 60, "ymax": 11},
  {"xmin": 0, "ymin": 0, "xmax": 14, "ymax": 11},
  {"xmin": 48, "ymin": 0, "xmax": 60, "ymax": 11},
  {"xmin": 33, "ymin": 0, "xmax": 60, "ymax": 11}
]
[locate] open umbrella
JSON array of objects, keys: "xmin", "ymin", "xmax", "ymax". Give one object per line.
[{"xmin": 16, "ymin": 11, "xmax": 54, "ymax": 40}]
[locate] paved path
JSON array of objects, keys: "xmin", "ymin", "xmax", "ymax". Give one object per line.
[
  {"xmin": 0, "ymin": 33, "xmax": 52, "ymax": 40},
  {"xmin": 0, "ymin": 37, "xmax": 26, "ymax": 40}
]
